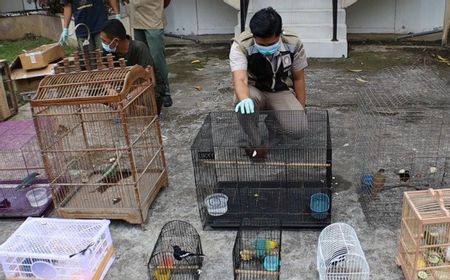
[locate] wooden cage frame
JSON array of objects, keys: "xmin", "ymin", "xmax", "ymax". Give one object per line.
[
  {"xmin": 31, "ymin": 52, "xmax": 168, "ymax": 224},
  {"xmin": 397, "ymin": 188, "xmax": 450, "ymax": 280}
]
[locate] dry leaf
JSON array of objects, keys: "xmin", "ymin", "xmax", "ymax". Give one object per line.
[
  {"xmin": 191, "ymin": 60, "xmax": 201, "ymax": 64},
  {"xmin": 437, "ymin": 55, "xmax": 448, "ymax": 62},
  {"xmin": 194, "ymin": 86, "xmax": 203, "ymax": 91},
  {"xmin": 436, "ymin": 59, "xmax": 449, "ymax": 64},
  {"xmin": 356, "ymin": 78, "xmax": 368, "ymax": 83},
  {"xmin": 348, "ymin": 69, "xmax": 363, "ymax": 73}
]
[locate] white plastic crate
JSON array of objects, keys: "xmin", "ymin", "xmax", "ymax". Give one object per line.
[{"xmin": 0, "ymin": 218, "xmax": 114, "ymax": 280}]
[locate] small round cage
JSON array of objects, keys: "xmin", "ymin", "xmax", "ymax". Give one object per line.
[
  {"xmin": 317, "ymin": 223, "xmax": 370, "ymax": 280},
  {"xmin": 148, "ymin": 221, "xmax": 203, "ymax": 280},
  {"xmin": 233, "ymin": 219, "xmax": 282, "ymax": 280}
]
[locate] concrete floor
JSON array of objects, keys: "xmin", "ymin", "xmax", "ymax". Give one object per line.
[{"xmin": 1, "ymin": 43, "xmax": 449, "ymax": 280}]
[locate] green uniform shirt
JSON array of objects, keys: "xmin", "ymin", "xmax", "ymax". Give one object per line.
[{"xmin": 113, "ymin": 37, "xmax": 154, "ymax": 67}]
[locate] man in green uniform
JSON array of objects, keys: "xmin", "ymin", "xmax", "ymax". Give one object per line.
[{"xmin": 124, "ymin": 0, "xmax": 173, "ymax": 108}]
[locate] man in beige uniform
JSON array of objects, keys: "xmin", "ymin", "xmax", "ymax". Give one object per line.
[
  {"xmin": 230, "ymin": 7, "xmax": 308, "ymax": 159},
  {"xmin": 125, "ymin": 0, "xmax": 172, "ymax": 108}
]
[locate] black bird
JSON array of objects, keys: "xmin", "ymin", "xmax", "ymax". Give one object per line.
[
  {"xmin": 69, "ymin": 243, "xmax": 94, "ymax": 258},
  {"xmin": 15, "ymin": 172, "xmax": 40, "ymax": 191},
  {"xmin": 0, "ymin": 199, "xmax": 11, "ymax": 208},
  {"xmin": 325, "ymin": 247, "xmax": 348, "ymax": 267},
  {"xmin": 172, "ymin": 245, "xmax": 204, "ymax": 261},
  {"xmin": 398, "ymin": 169, "xmax": 410, "ymax": 182}
]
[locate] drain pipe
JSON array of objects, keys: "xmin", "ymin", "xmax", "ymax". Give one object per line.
[
  {"xmin": 396, "ymin": 28, "xmax": 443, "ymax": 40},
  {"xmin": 164, "ymin": 33, "xmax": 200, "ymax": 44}
]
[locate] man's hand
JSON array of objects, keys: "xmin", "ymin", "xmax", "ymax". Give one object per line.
[
  {"xmin": 293, "ymin": 69, "xmax": 306, "ymax": 108},
  {"xmin": 235, "ymin": 98, "xmax": 254, "ymax": 114},
  {"xmin": 59, "ymin": 28, "xmax": 69, "ymax": 46}
]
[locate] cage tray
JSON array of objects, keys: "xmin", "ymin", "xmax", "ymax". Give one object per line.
[
  {"xmin": 0, "ymin": 184, "xmax": 52, "ymax": 217},
  {"xmin": 205, "ymin": 181, "xmax": 331, "ymax": 228}
]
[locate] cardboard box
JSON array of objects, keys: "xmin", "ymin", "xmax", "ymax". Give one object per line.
[
  {"xmin": 19, "ymin": 43, "xmax": 64, "ymax": 71},
  {"xmin": 10, "ymin": 56, "xmax": 57, "ymax": 96}
]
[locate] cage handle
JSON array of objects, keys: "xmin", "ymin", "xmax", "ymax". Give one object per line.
[
  {"xmin": 429, "ymin": 188, "xmax": 450, "ymax": 217},
  {"xmin": 118, "ymin": 65, "xmax": 153, "ymax": 100}
]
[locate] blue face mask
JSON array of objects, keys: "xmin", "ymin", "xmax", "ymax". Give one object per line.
[
  {"xmin": 102, "ymin": 39, "xmax": 117, "ymax": 53},
  {"xmin": 255, "ymin": 40, "xmax": 281, "ymax": 56}
]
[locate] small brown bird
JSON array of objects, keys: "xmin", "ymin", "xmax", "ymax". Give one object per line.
[{"xmin": 372, "ymin": 169, "xmax": 386, "ymax": 196}]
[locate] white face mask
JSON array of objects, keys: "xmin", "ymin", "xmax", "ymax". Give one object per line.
[{"xmin": 102, "ymin": 39, "xmax": 118, "ymax": 53}]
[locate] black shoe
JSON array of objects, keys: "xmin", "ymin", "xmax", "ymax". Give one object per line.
[{"xmin": 163, "ymin": 95, "xmax": 173, "ymax": 107}]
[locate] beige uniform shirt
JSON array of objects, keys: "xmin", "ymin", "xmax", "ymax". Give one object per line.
[
  {"xmin": 229, "ymin": 41, "xmax": 308, "ymax": 72},
  {"xmin": 130, "ymin": 0, "xmax": 166, "ymax": 29}
]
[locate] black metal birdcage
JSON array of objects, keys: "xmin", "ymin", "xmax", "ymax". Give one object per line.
[
  {"xmin": 233, "ymin": 219, "xmax": 282, "ymax": 280},
  {"xmin": 148, "ymin": 220, "xmax": 204, "ymax": 280},
  {"xmin": 191, "ymin": 109, "xmax": 332, "ymax": 229}
]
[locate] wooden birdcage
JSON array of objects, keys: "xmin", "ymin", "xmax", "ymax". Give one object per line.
[
  {"xmin": 0, "ymin": 60, "xmax": 18, "ymax": 120},
  {"xmin": 397, "ymin": 188, "xmax": 450, "ymax": 280},
  {"xmin": 30, "ymin": 51, "xmax": 168, "ymax": 224}
]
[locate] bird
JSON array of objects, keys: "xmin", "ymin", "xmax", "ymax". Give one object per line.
[
  {"xmin": 372, "ymin": 169, "xmax": 386, "ymax": 196},
  {"xmin": 172, "ymin": 245, "xmax": 204, "ymax": 261},
  {"xmin": 69, "ymin": 243, "xmax": 94, "ymax": 258},
  {"xmin": 92, "ymin": 157, "xmax": 130, "ymax": 193},
  {"xmin": 0, "ymin": 199, "xmax": 11, "ymax": 208},
  {"xmin": 15, "ymin": 172, "xmax": 40, "ymax": 191},
  {"xmin": 98, "ymin": 157, "xmax": 119, "ymax": 182},
  {"xmin": 398, "ymin": 169, "xmax": 410, "ymax": 182},
  {"xmin": 325, "ymin": 247, "xmax": 348, "ymax": 267}
]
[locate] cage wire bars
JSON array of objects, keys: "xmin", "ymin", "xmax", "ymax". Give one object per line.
[
  {"xmin": 31, "ymin": 51, "xmax": 168, "ymax": 224},
  {"xmin": 317, "ymin": 223, "xmax": 370, "ymax": 280},
  {"xmin": 192, "ymin": 109, "xmax": 332, "ymax": 229},
  {"xmin": 357, "ymin": 66, "xmax": 450, "ymax": 227},
  {"xmin": 148, "ymin": 220, "xmax": 204, "ymax": 280},
  {"xmin": 0, "ymin": 120, "xmax": 51, "ymax": 217},
  {"xmin": 233, "ymin": 218, "xmax": 282, "ymax": 280}
]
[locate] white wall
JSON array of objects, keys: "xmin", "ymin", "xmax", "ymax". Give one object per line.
[
  {"xmin": 165, "ymin": 0, "xmax": 236, "ymax": 35},
  {"xmin": 347, "ymin": 0, "xmax": 446, "ymax": 33},
  {"xmin": 0, "ymin": 0, "xmax": 38, "ymax": 13}
]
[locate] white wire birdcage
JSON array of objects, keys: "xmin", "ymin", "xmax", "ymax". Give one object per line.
[
  {"xmin": 0, "ymin": 217, "xmax": 114, "ymax": 280},
  {"xmin": 317, "ymin": 223, "xmax": 369, "ymax": 280}
]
